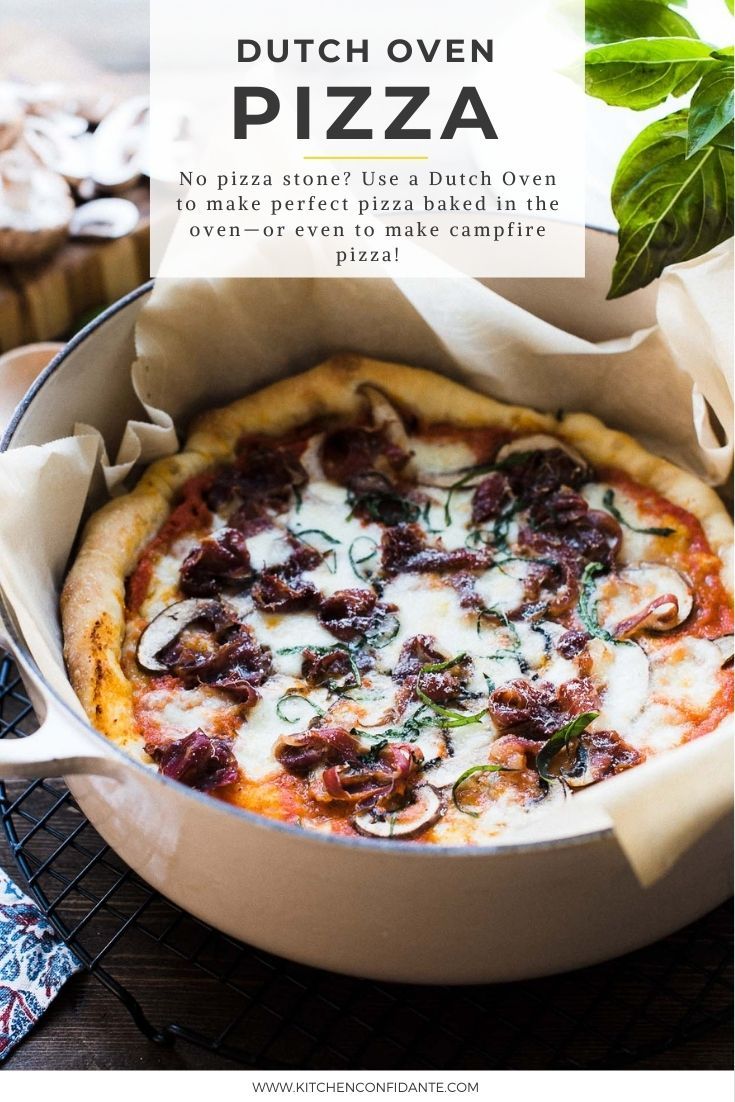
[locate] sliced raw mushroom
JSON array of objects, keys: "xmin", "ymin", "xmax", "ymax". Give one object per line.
[
  {"xmin": 353, "ymin": 785, "xmax": 444, "ymax": 839},
  {"xmin": 70, "ymin": 197, "xmax": 140, "ymax": 240},
  {"xmin": 714, "ymin": 635, "xmax": 734, "ymax": 669},
  {"xmin": 24, "ymin": 115, "xmax": 91, "ymax": 188},
  {"xmin": 599, "ymin": 564, "xmax": 693, "ymax": 638},
  {"xmin": 0, "ymin": 148, "xmax": 74, "ymax": 263},
  {"xmin": 13, "ymin": 80, "xmax": 117, "ymax": 127},
  {"xmin": 0, "ymin": 90, "xmax": 24, "ymax": 152},
  {"xmin": 90, "ymin": 96, "xmax": 148, "ymax": 193},
  {"xmin": 40, "ymin": 112, "xmax": 89, "ymax": 139},
  {"xmin": 137, "ymin": 598, "xmax": 230, "ymax": 672},
  {"xmin": 496, "ymin": 433, "xmax": 588, "ymax": 470}
]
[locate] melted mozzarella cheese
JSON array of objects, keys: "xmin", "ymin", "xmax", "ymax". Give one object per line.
[
  {"xmin": 245, "ymin": 529, "xmax": 291, "ymax": 571},
  {"xmin": 651, "ymin": 636, "xmax": 727, "ymax": 711},
  {"xmin": 475, "ymin": 562, "xmax": 527, "ymax": 614},
  {"xmin": 588, "ymin": 638, "xmax": 650, "ymax": 730},
  {"xmin": 248, "ymin": 609, "xmax": 335, "ymax": 676},
  {"xmin": 235, "ymin": 677, "xmax": 301, "ymax": 781},
  {"xmin": 583, "ymin": 482, "xmax": 669, "ymax": 565},
  {"xmin": 296, "ymin": 479, "xmax": 383, "ymax": 596},
  {"xmin": 138, "ymin": 683, "xmax": 234, "ymax": 740},
  {"xmin": 378, "ymin": 574, "xmax": 481, "ymax": 670}
]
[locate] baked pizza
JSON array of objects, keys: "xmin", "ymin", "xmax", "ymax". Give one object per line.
[{"xmin": 61, "ymin": 357, "xmax": 734, "ymax": 843}]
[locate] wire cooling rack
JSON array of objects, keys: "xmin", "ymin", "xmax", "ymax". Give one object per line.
[{"xmin": 1, "ymin": 651, "xmax": 732, "ymax": 1070}]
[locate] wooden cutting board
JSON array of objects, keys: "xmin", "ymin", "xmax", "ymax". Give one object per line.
[{"xmin": 0, "ymin": 187, "xmax": 149, "ymax": 353}]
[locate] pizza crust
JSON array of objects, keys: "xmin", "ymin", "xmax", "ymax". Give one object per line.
[{"xmin": 61, "ymin": 355, "xmax": 733, "ymax": 745}]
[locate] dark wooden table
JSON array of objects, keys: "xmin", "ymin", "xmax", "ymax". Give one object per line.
[
  {"xmin": 0, "ymin": 657, "xmax": 732, "ymax": 1073},
  {"xmin": 1, "ymin": 801, "xmax": 732, "ymax": 1071}
]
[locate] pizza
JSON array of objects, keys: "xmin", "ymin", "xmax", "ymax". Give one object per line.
[{"xmin": 61, "ymin": 357, "xmax": 734, "ymax": 843}]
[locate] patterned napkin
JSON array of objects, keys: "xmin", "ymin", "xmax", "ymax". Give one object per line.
[{"xmin": 0, "ymin": 871, "xmax": 81, "ymax": 1060}]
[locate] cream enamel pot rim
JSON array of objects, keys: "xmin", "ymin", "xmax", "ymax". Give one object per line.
[{"xmin": 0, "ymin": 246, "xmax": 731, "ymax": 984}]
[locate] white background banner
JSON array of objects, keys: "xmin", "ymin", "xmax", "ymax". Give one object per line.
[{"xmin": 150, "ymin": 0, "xmax": 585, "ymax": 278}]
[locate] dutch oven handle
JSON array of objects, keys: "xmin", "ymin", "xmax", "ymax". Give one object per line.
[{"xmin": 0, "ymin": 600, "xmax": 116, "ymax": 781}]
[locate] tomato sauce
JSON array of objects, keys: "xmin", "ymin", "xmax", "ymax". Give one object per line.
[{"xmin": 126, "ymin": 474, "xmax": 214, "ymax": 614}]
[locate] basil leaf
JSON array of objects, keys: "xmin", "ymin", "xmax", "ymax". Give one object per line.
[
  {"xmin": 415, "ymin": 695, "xmax": 486, "ymax": 728},
  {"xmin": 416, "ymin": 655, "xmax": 486, "ymax": 728},
  {"xmin": 602, "ymin": 488, "xmax": 675, "ymax": 537},
  {"xmin": 288, "ymin": 527, "xmax": 341, "ymax": 573},
  {"xmin": 289, "ymin": 527, "xmax": 341, "ymax": 546},
  {"xmin": 276, "ymin": 643, "xmax": 362, "ymax": 689},
  {"xmin": 585, "ymin": 38, "xmax": 716, "ymax": 110},
  {"xmin": 536, "ymin": 711, "xmax": 600, "ymax": 785},
  {"xmin": 421, "ymin": 499, "xmax": 445, "ymax": 534},
  {"xmin": 346, "ymin": 485, "xmax": 419, "ymax": 526},
  {"xmin": 365, "ymin": 610, "xmax": 401, "ymax": 649},
  {"xmin": 578, "ymin": 562, "xmax": 615, "ymax": 642},
  {"xmin": 420, "ymin": 652, "xmax": 467, "ymax": 673},
  {"xmin": 687, "ymin": 63, "xmax": 735, "ymax": 157},
  {"xmin": 452, "ymin": 764, "xmax": 512, "ymax": 818},
  {"xmin": 354, "ymin": 705, "xmax": 436, "ymax": 745},
  {"xmin": 276, "ymin": 694, "xmax": 325, "ymax": 723},
  {"xmin": 585, "ymin": 0, "xmax": 697, "ymax": 46},
  {"xmin": 609, "ymin": 110, "xmax": 733, "ymax": 298},
  {"xmin": 443, "ymin": 463, "xmax": 496, "ymax": 527},
  {"xmin": 476, "ymin": 606, "xmax": 521, "ymax": 650},
  {"xmin": 465, "ymin": 528, "xmax": 494, "ymax": 549},
  {"xmin": 348, "ymin": 536, "xmax": 379, "ymax": 581}
]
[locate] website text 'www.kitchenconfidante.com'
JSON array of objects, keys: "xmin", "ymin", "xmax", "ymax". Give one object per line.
[{"xmin": 252, "ymin": 1082, "xmax": 479, "ymax": 1094}]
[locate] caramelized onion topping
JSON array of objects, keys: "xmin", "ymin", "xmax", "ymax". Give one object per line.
[{"xmin": 488, "ymin": 677, "xmax": 600, "ymax": 741}]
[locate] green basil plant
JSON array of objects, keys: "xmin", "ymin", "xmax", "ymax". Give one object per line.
[{"xmin": 585, "ymin": 0, "xmax": 734, "ymax": 297}]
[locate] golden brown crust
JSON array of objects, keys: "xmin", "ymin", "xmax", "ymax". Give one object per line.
[{"xmin": 61, "ymin": 356, "xmax": 734, "ymax": 745}]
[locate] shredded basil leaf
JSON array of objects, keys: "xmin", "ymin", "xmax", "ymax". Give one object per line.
[
  {"xmin": 416, "ymin": 655, "xmax": 486, "ymax": 728},
  {"xmin": 365, "ymin": 611, "xmax": 401, "ymax": 649},
  {"xmin": 354, "ymin": 705, "xmax": 436, "ymax": 744},
  {"xmin": 452, "ymin": 764, "xmax": 512, "ymax": 817},
  {"xmin": 420, "ymin": 499, "xmax": 446, "ymax": 534},
  {"xmin": 602, "ymin": 489, "xmax": 675, "ymax": 538},
  {"xmin": 360, "ymin": 738, "xmax": 389, "ymax": 762},
  {"xmin": 346, "ymin": 485, "xmax": 419, "ymax": 526},
  {"xmin": 536, "ymin": 711, "xmax": 599, "ymax": 786},
  {"xmin": 476, "ymin": 607, "xmax": 521, "ymax": 651},
  {"xmin": 420, "ymin": 652, "xmax": 466, "ymax": 673},
  {"xmin": 577, "ymin": 562, "xmax": 615, "ymax": 643},
  {"xmin": 276, "ymin": 694, "xmax": 325, "ymax": 724},
  {"xmin": 465, "ymin": 529, "xmax": 493, "ymax": 549},
  {"xmin": 348, "ymin": 536, "xmax": 379, "ymax": 581},
  {"xmin": 443, "ymin": 464, "xmax": 495, "ymax": 527},
  {"xmin": 442, "ymin": 452, "xmax": 531, "ymax": 527},
  {"xmin": 289, "ymin": 527, "xmax": 341, "ymax": 546},
  {"xmin": 491, "ymin": 501, "xmax": 519, "ymax": 551},
  {"xmin": 276, "ymin": 643, "xmax": 362, "ymax": 690},
  {"xmin": 288, "ymin": 528, "xmax": 341, "ymax": 574}
]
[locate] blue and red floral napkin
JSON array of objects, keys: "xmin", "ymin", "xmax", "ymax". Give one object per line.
[{"xmin": 0, "ymin": 871, "xmax": 81, "ymax": 1060}]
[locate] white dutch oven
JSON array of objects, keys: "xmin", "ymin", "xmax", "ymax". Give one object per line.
[{"xmin": 0, "ymin": 230, "xmax": 732, "ymax": 983}]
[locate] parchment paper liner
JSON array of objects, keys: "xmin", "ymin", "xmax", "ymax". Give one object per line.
[{"xmin": 0, "ymin": 242, "xmax": 732, "ymax": 886}]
